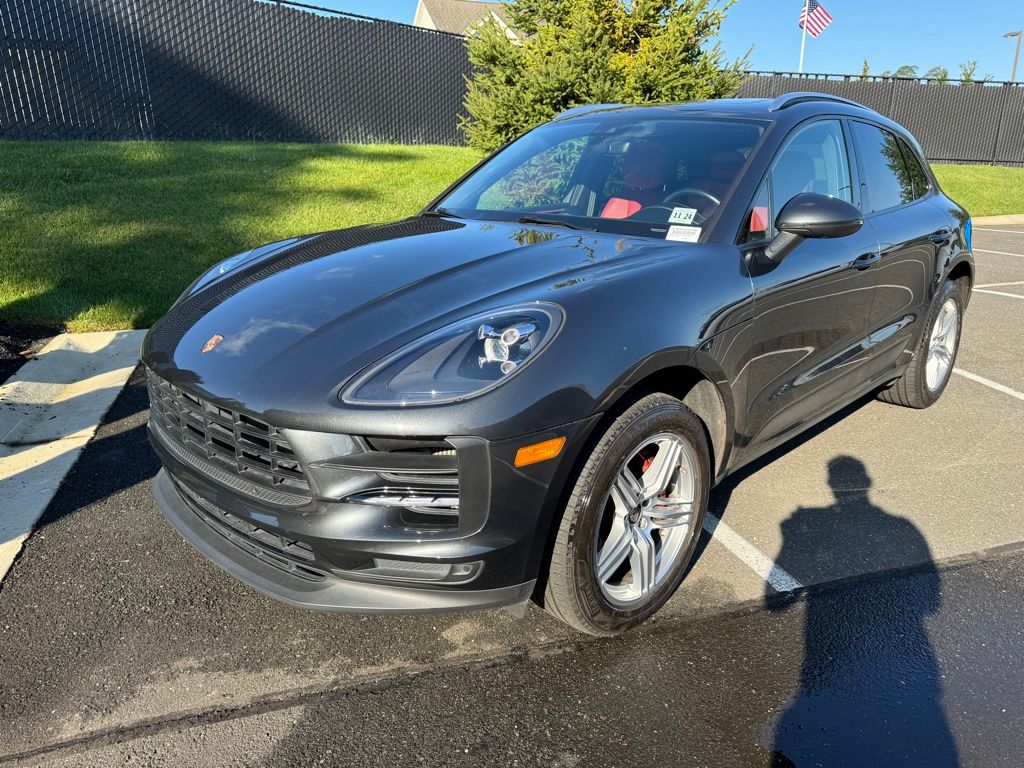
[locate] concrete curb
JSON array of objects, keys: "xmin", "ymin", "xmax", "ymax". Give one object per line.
[
  {"xmin": 0, "ymin": 330, "xmax": 147, "ymax": 583},
  {"xmin": 973, "ymin": 214, "xmax": 1024, "ymax": 225}
]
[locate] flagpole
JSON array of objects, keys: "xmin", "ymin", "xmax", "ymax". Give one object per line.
[{"xmin": 798, "ymin": 0, "xmax": 810, "ymax": 73}]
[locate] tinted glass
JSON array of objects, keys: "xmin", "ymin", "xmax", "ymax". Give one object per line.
[
  {"xmin": 438, "ymin": 116, "xmax": 765, "ymax": 239},
  {"xmin": 739, "ymin": 119, "xmax": 851, "ymax": 244},
  {"xmin": 851, "ymin": 121, "xmax": 916, "ymax": 212},
  {"xmin": 897, "ymin": 137, "xmax": 930, "ymax": 199}
]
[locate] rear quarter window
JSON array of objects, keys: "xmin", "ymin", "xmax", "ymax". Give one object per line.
[
  {"xmin": 896, "ymin": 137, "xmax": 930, "ymax": 199},
  {"xmin": 850, "ymin": 121, "xmax": 919, "ymax": 213}
]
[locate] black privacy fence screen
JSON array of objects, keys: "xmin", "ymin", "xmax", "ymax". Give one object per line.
[
  {"xmin": 0, "ymin": 0, "xmax": 471, "ymax": 144},
  {"xmin": 740, "ymin": 72, "xmax": 1024, "ymax": 166},
  {"xmin": 2, "ymin": 0, "xmax": 1023, "ymax": 162}
]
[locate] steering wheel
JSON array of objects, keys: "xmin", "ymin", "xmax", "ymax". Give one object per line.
[{"xmin": 663, "ymin": 187, "xmax": 721, "ymax": 207}]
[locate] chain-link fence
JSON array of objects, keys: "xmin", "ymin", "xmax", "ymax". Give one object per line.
[
  {"xmin": 0, "ymin": 0, "xmax": 471, "ymax": 144},
  {"xmin": 739, "ymin": 72, "xmax": 1024, "ymax": 166}
]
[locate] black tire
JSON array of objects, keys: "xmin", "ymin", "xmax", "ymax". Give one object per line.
[
  {"xmin": 877, "ymin": 279, "xmax": 964, "ymax": 409},
  {"xmin": 542, "ymin": 393, "xmax": 711, "ymax": 636}
]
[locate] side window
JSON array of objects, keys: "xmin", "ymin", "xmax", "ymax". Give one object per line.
[
  {"xmin": 739, "ymin": 119, "xmax": 851, "ymax": 244},
  {"xmin": 850, "ymin": 121, "xmax": 916, "ymax": 213},
  {"xmin": 478, "ymin": 136, "xmax": 587, "ymax": 210},
  {"xmin": 897, "ymin": 137, "xmax": 930, "ymax": 200}
]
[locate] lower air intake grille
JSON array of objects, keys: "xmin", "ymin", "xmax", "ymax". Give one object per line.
[{"xmin": 176, "ymin": 481, "xmax": 327, "ymax": 582}]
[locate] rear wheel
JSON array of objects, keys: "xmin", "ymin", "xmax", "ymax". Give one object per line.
[
  {"xmin": 878, "ymin": 279, "xmax": 964, "ymax": 409},
  {"xmin": 543, "ymin": 393, "xmax": 710, "ymax": 636}
]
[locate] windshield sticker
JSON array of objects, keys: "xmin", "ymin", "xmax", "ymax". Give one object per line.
[
  {"xmin": 668, "ymin": 207, "xmax": 697, "ymax": 225},
  {"xmin": 666, "ymin": 225, "xmax": 701, "ymax": 243}
]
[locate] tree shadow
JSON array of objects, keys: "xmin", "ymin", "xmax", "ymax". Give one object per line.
[
  {"xmin": 0, "ymin": 138, "xmax": 443, "ymax": 332},
  {"xmin": 767, "ymin": 456, "xmax": 959, "ymax": 767}
]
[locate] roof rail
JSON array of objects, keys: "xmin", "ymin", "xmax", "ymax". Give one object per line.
[
  {"xmin": 768, "ymin": 92, "xmax": 867, "ymax": 111},
  {"xmin": 552, "ymin": 103, "xmax": 628, "ymax": 121}
]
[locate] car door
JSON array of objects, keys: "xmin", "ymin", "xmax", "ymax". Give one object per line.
[
  {"xmin": 847, "ymin": 120, "xmax": 952, "ymax": 381},
  {"xmin": 732, "ymin": 118, "xmax": 881, "ymax": 457}
]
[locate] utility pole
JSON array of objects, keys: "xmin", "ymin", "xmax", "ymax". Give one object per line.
[
  {"xmin": 798, "ymin": 0, "xmax": 810, "ymax": 73},
  {"xmin": 1006, "ymin": 30, "xmax": 1023, "ymax": 83}
]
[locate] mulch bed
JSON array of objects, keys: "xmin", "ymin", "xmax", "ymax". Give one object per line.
[{"xmin": 0, "ymin": 322, "xmax": 57, "ymax": 385}]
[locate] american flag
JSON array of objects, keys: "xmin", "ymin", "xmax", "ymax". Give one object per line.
[{"xmin": 798, "ymin": 0, "xmax": 833, "ymax": 37}]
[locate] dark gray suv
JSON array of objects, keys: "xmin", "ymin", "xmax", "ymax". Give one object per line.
[{"xmin": 143, "ymin": 93, "xmax": 973, "ymax": 635}]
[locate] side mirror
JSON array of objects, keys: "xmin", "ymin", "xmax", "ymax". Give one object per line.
[{"xmin": 763, "ymin": 193, "xmax": 864, "ymax": 263}]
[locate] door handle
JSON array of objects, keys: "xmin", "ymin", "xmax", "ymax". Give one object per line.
[{"xmin": 852, "ymin": 252, "xmax": 880, "ymax": 271}]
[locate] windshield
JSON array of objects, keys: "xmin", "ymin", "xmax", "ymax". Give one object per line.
[{"xmin": 435, "ymin": 115, "xmax": 765, "ymax": 240}]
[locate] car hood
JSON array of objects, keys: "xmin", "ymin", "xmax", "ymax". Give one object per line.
[{"xmin": 143, "ymin": 216, "xmax": 679, "ymax": 412}]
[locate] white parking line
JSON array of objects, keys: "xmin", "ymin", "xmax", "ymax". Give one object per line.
[
  {"xmin": 976, "ymin": 228, "xmax": 1024, "ymax": 234},
  {"xmin": 975, "ymin": 280, "xmax": 1024, "ymax": 289},
  {"xmin": 974, "ymin": 248, "xmax": 1024, "ymax": 259},
  {"xmin": 974, "ymin": 289, "xmax": 1024, "ymax": 300},
  {"xmin": 953, "ymin": 368, "xmax": 1024, "ymax": 402},
  {"xmin": 702, "ymin": 511, "xmax": 803, "ymax": 593},
  {"xmin": 0, "ymin": 331, "xmax": 146, "ymax": 583}
]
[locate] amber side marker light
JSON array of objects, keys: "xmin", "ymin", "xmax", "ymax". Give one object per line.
[{"xmin": 514, "ymin": 436, "xmax": 566, "ymax": 467}]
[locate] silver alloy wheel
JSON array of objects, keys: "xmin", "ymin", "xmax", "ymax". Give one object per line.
[
  {"xmin": 594, "ymin": 432, "xmax": 698, "ymax": 606},
  {"xmin": 925, "ymin": 297, "xmax": 959, "ymax": 392}
]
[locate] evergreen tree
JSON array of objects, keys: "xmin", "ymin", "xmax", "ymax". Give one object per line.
[{"xmin": 461, "ymin": 0, "xmax": 747, "ymax": 151}]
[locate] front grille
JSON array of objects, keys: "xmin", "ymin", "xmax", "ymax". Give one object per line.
[
  {"xmin": 147, "ymin": 369, "xmax": 309, "ymax": 496},
  {"xmin": 176, "ymin": 481, "xmax": 327, "ymax": 582}
]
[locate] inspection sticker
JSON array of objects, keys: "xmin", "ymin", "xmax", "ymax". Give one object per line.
[
  {"xmin": 668, "ymin": 206, "xmax": 697, "ymax": 225},
  {"xmin": 666, "ymin": 225, "xmax": 701, "ymax": 243}
]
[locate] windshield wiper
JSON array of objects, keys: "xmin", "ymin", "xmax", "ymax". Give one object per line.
[
  {"xmin": 515, "ymin": 215, "xmax": 595, "ymax": 231},
  {"xmin": 422, "ymin": 207, "xmax": 465, "ymax": 219}
]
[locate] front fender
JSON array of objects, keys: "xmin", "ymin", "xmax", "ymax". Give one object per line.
[{"xmin": 586, "ymin": 343, "xmax": 741, "ymax": 479}]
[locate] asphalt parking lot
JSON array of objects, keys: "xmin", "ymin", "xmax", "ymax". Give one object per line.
[{"xmin": 0, "ymin": 226, "xmax": 1022, "ymax": 767}]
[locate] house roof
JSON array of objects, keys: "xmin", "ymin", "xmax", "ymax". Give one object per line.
[{"xmin": 419, "ymin": 0, "xmax": 508, "ymax": 35}]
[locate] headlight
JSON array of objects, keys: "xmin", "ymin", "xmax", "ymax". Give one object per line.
[
  {"xmin": 175, "ymin": 237, "xmax": 305, "ymax": 304},
  {"xmin": 341, "ymin": 303, "xmax": 564, "ymax": 406}
]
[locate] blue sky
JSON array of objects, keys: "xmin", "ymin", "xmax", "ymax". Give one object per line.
[{"xmin": 313, "ymin": 0, "xmax": 1022, "ymax": 80}]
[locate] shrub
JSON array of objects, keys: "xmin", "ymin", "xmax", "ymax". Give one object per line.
[{"xmin": 461, "ymin": 0, "xmax": 747, "ymax": 152}]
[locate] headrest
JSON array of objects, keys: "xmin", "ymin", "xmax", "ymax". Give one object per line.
[{"xmin": 622, "ymin": 141, "xmax": 673, "ymax": 190}]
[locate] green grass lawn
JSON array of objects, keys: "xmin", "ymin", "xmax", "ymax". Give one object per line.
[
  {"xmin": 0, "ymin": 141, "xmax": 479, "ymax": 332},
  {"xmin": 0, "ymin": 141, "xmax": 1020, "ymax": 333},
  {"xmin": 932, "ymin": 163, "xmax": 1024, "ymax": 218}
]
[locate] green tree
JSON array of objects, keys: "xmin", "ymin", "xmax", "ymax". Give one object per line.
[
  {"xmin": 958, "ymin": 60, "xmax": 994, "ymax": 86},
  {"xmin": 959, "ymin": 60, "xmax": 978, "ymax": 83},
  {"xmin": 924, "ymin": 66, "xmax": 949, "ymax": 84},
  {"xmin": 858, "ymin": 58, "xmax": 870, "ymax": 80},
  {"xmin": 890, "ymin": 64, "xmax": 919, "ymax": 78},
  {"xmin": 461, "ymin": 0, "xmax": 748, "ymax": 152}
]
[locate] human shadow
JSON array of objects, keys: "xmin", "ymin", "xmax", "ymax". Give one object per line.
[{"xmin": 768, "ymin": 456, "xmax": 959, "ymax": 767}]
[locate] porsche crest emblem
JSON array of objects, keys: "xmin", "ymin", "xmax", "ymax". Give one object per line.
[{"xmin": 201, "ymin": 334, "xmax": 224, "ymax": 353}]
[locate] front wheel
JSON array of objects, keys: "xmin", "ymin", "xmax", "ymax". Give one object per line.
[
  {"xmin": 878, "ymin": 278, "xmax": 964, "ymax": 408},
  {"xmin": 542, "ymin": 393, "xmax": 710, "ymax": 636}
]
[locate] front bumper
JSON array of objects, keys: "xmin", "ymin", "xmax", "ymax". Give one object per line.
[
  {"xmin": 147, "ymin": 396, "xmax": 600, "ymax": 613},
  {"xmin": 153, "ymin": 470, "xmax": 536, "ymax": 612}
]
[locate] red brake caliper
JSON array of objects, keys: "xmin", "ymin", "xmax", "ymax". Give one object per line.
[
  {"xmin": 640, "ymin": 449, "xmax": 655, "ymax": 475},
  {"xmin": 639, "ymin": 449, "xmax": 667, "ymax": 500}
]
